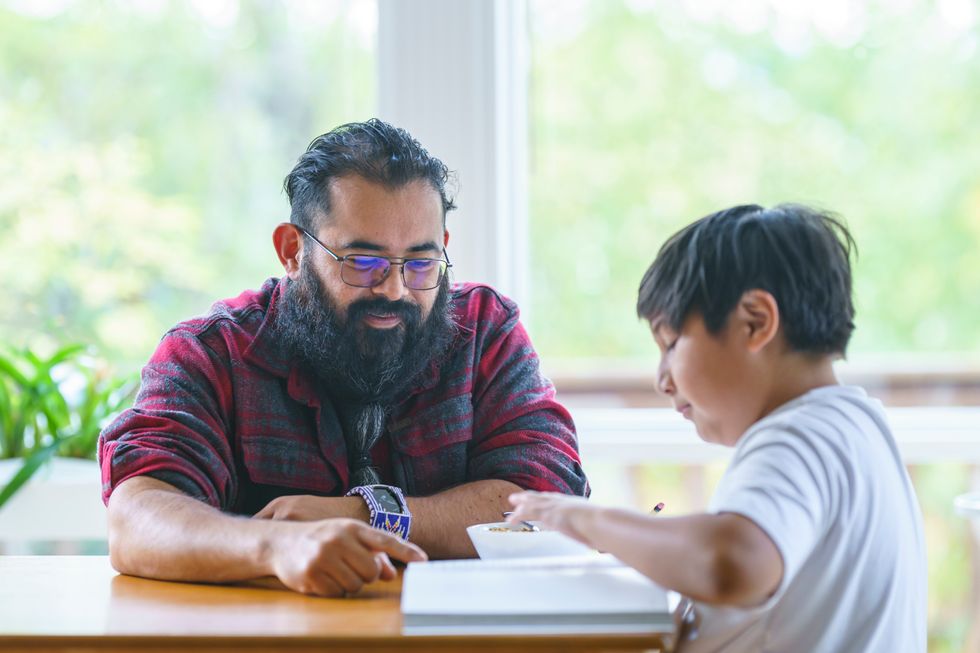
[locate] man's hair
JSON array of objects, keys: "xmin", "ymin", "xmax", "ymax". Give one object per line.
[
  {"xmin": 636, "ymin": 203, "xmax": 857, "ymax": 355},
  {"xmin": 283, "ymin": 118, "xmax": 457, "ymax": 231}
]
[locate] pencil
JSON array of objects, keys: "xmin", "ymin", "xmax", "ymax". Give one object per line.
[{"xmin": 651, "ymin": 502, "xmax": 665, "ymax": 514}]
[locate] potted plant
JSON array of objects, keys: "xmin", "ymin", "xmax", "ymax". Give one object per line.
[{"xmin": 0, "ymin": 344, "xmax": 137, "ymax": 548}]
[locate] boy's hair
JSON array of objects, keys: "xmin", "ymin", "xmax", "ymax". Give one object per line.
[
  {"xmin": 636, "ymin": 204, "xmax": 856, "ymax": 355},
  {"xmin": 283, "ymin": 118, "xmax": 457, "ymax": 232}
]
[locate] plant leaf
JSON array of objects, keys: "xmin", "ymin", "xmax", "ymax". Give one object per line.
[
  {"xmin": 45, "ymin": 344, "xmax": 88, "ymax": 369},
  {"xmin": 0, "ymin": 438, "xmax": 63, "ymax": 509},
  {"xmin": 0, "ymin": 350, "xmax": 30, "ymax": 388}
]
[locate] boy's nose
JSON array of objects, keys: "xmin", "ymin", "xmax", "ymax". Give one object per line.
[{"xmin": 656, "ymin": 365, "xmax": 675, "ymax": 396}]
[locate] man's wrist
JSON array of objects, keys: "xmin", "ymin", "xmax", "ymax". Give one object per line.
[
  {"xmin": 254, "ymin": 516, "xmax": 292, "ymax": 578},
  {"xmin": 345, "ymin": 485, "xmax": 412, "ymax": 539},
  {"xmin": 343, "ymin": 495, "xmax": 371, "ymax": 523}
]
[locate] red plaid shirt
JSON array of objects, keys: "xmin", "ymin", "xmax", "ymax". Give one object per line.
[{"xmin": 99, "ymin": 278, "xmax": 588, "ymax": 514}]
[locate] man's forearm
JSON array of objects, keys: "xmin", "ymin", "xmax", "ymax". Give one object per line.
[
  {"xmin": 407, "ymin": 479, "xmax": 522, "ymax": 558},
  {"xmin": 107, "ymin": 476, "xmax": 280, "ymax": 582},
  {"xmin": 253, "ymin": 478, "xmax": 527, "ymax": 559}
]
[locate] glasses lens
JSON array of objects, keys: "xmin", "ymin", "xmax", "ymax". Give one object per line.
[
  {"xmin": 342, "ymin": 256, "xmax": 390, "ymax": 287},
  {"xmin": 403, "ymin": 259, "xmax": 446, "ymax": 290}
]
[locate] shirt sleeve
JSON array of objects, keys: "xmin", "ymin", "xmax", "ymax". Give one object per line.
[
  {"xmin": 97, "ymin": 327, "xmax": 237, "ymax": 509},
  {"xmin": 467, "ymin": 301, "xmax": 590, "ymax": 497},
  {"xmin": 709, "ymin": 424, "xmax": 836, "ymax": 599}
]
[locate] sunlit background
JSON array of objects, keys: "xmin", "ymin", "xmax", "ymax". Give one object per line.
[{"xmin": 1, "ymin": 1, "xmax": 978, "ymax": 650}]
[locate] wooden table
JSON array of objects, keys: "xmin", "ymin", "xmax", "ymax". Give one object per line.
[{"xmin": 0, "ymin": 556, "xmax": 671, "ymax": 652}]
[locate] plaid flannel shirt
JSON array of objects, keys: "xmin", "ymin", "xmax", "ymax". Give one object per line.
[{"xmin": 99, "ymin": 278, "xmax": 589, "ymax": 514}]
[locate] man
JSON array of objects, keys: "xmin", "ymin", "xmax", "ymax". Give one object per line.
[{"xmin": 99, "ymin": 119, "xmax": 589, "ymax": 597}]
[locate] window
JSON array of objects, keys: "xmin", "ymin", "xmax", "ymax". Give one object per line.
[
  {"xmin": 529, "ymin": 0, "xmax": 980, "ymax": 366},
  {"xmin": 0, "ymin": 0, "xmax": 377, "ymax": 367}
]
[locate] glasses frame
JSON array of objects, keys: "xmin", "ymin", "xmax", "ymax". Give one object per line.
[{"xmin": 297, "ymin": 227, "xmax": 452, "ymax": 291}]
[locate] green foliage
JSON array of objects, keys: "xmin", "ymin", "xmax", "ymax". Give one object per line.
[
  {"xmin": 0, "ymin": 1, "xmax": 375, "ymax": 369},
  {"xmin": 0, "ymin": 345, "xmax": 137, "ymax": 509},
  {"xmin": 529, "ymin": 0, "xmax": 980, "ymax": 359}
]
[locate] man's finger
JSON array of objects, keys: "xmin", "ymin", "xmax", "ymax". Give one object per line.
[
  {"xmin": 376, "ymin": 552, "xmax": 398, "ymax": 581},
  {"xmin": 357, "ymin": 527, "xmax": 428, "ymax": 563},
  {"xmin": 300, "ymin": 571, "xmax": 343, "ymax": 598},
  {"xmin": 324, "ymin": 559, "xmax": 367, "ymax": 594},
  {"xmin": 341, "ymin": 546, "xmax": 387, "ymax": 583}
]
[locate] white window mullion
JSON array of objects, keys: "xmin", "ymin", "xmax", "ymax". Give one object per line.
[{"xmin": 377, "ymin": 0, "xmax": 529, "ymax": 314}]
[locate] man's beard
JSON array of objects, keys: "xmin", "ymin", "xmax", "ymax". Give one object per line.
[{"xmin": 274, "ymin": 261, "xmax": 456, "ymax": 404}]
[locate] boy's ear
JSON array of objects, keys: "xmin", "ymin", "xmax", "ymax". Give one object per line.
[{"xmin": 734, "ymin": 289, "xmax": 780, "ymax": 354}]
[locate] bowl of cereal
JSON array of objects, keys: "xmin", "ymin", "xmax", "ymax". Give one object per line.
[{"xmin": 466, "ymin": 521, "xmax": 593, "ymax": 559}]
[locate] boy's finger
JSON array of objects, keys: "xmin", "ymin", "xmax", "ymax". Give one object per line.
[{"xmin": 508, "ymin": 491, "xmax": 530, "ymax": 506}]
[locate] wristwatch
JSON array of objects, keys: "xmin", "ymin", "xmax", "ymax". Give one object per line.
[{"xmin": 346, "ymin": 484, "xmax": 412, "ymax": 540}]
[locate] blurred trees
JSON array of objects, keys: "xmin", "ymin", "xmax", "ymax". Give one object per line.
[
  {"xmin": 6, "ymin": 0, "xmax": 976, "ymax": 367},
  {"xmin": 0, "ymin": 0, "xmax": 375, "ymax": 367},
  {"xmin": 529, "ymin": 0, "xmax": 980, "ymax": 361}
]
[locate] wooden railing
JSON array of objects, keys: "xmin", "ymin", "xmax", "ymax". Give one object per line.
[{"xmin": 569, "ymin": 406, "xmax": 980, "ymax": 465}]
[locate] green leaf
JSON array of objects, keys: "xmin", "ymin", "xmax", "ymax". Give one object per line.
[
  {"xmin": 0, "ymin": 439, "xmax": 62, "ymax": 509},
  {"xmin": 0, "ymin": 350, "xmax": 30, "ymax": 389},
  {"xmin": 45, "ymin": 344, "xmax": 88, "ymax": 369},
  {"xmin": 0, "ymin": 379, "xmax": 14, "ymax": 457}
]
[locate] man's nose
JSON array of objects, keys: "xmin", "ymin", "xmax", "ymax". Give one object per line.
[{"xmin": 371, "ymin": 264, "xmax": 410, "ymax": 302}]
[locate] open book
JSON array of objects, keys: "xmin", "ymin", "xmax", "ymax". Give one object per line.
[{"xmin": 401, "ymin": 554, "xmax": 674, "ymax": 635}]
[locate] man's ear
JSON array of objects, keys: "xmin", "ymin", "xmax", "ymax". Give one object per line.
[
  {"xmin": 443, "ymin": 228, "xmax": 450, "ymax": 248},
  {"xmin": 273, "ymin": 222, "xmax": 303, "ymax": 280},
  {"xmin": 734, "ymin": 289, "xmax": 780, "ymax": 354}
]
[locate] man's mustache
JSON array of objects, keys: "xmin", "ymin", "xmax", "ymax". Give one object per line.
[{"xmin": 345, "ymin": 298, "xmax": 421, "ymax": 327}]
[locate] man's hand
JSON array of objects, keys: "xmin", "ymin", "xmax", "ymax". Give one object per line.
[
  {"xmin": 268, "ymin": 518, "xmax": 427, "ymax": 597},
  {"xmin": 507, "ymin": 490, "xmax": 600, "ymax": 547},
  {"xmin": 254, "ymin": 495, "xmax": 369, "ymax": 522}
]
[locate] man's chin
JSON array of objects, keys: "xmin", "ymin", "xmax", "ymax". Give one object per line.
[{"xmin": 354, "ymin": 328, "xmax": 406, "ymax": 359}]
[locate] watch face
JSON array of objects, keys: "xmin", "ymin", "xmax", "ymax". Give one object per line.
[{"xmin": 372, "ymin": 487, "xmax": 403, "ymax": 514}]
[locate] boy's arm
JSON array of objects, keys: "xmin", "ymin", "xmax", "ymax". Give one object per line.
[
  {"xmin": 508, "ymin": 493, "xmax": 783, "ymax": 607},
  {"xmin": 108, "ymin": 475, "xmax": 426, "ymax": 596},
  {"xmin": 586, "ymin": 508, "xmax": 783, "ymax": 606}
]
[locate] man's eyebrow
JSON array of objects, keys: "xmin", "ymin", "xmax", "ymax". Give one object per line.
[{"xmin": 341, "ymin": 239, "xmax": 441, "ymax": 254}]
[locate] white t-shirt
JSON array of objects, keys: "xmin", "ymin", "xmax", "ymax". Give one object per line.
[{"xmin": 681, "ymin": 385, "xmax": 926, "ymax": 653}]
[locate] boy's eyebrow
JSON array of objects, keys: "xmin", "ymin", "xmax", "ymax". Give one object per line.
[
  {"xmin": 649, "ymin": 316, "xmax": 668, "ymax": 337},
  {"xmin": 340, "ymin": 239, "xmax": 442, "ymax": 254},
  {"xmin": 650, "ymin": 319, "xmax": 678, "ymax": 345}
]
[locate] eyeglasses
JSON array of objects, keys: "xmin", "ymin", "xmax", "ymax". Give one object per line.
[{"xmin": 298, "ymin": 227, "xmax": 452, "ymax": 291}]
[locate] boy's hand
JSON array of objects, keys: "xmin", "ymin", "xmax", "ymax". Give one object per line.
[{"xmin": 507, "ymin": 491, "xmax": 598, "ymax": 547}]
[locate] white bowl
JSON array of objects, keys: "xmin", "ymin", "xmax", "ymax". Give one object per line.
[{"xmin": 466, "ymin": 521, "xmax": 593, "ymax": 559}]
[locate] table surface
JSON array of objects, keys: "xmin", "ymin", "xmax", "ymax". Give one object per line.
[{"xmin": 0, "ymin": 556, "xmax": 672, "ymax": 653}]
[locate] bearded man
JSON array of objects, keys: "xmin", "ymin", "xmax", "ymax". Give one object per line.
[{"xmin": 98, "ymin": 119, "xmax": 589, "ymax": 597}]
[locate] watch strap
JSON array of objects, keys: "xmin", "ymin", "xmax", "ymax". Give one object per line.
[{"xmin": 346, "ymin": 484, "xmax": 411, "ymax": 540}]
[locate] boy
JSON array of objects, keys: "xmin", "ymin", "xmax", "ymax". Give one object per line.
[{"xmin": 508, "ymin": 204, "xmax": 926, "ymax": 651}]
